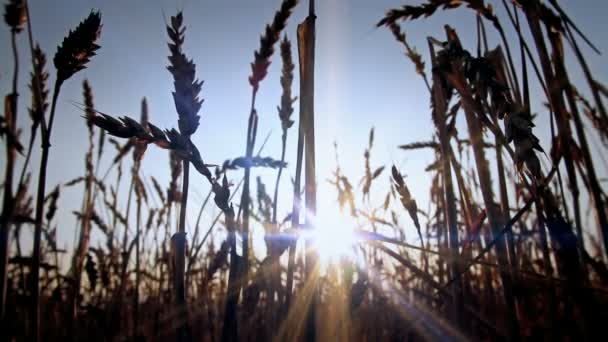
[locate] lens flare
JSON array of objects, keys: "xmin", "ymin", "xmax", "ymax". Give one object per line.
[{"xmin": 303, "ymin": 209, "xmax": 358, "ymax": 265}]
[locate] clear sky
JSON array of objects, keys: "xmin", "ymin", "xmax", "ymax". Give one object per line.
[{"xmin": 1, "ymin": 0, "xmax": 607, "ymax": 257}]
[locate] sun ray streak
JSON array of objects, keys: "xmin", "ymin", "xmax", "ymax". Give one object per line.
[
  {"xmin": 275, "ymin": 261, "xmax": 320, "ymax": 341},
  {"xmin": 362, "ymin": 262, "xmax": 470, "ymax": 342}
]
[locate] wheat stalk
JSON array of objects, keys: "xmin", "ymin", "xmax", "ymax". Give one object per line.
[
  {"xmin": 220, "ymin": 2, "xmax": 298, "ymax": 341},
  {"xmin": 267, "ymin": 35, "xmax": 297, "ymax": 333},
  {"xmin": 165, "ymin": 12, "xmax": 205, "ymax": 340},
  {"xmin": 68, "ymin": 80, "xmax": 97, "ymax": 331},
  {"xmin": 30, "ymin": 11, "xmax": 101, "ymax": 341},
  {"xmin": 426, "ymin": 37, "xmax": 466, "ymax": 330},
  {"xmin": 0, "ymin": 0, "xmax": 27, "ymax": 322}
]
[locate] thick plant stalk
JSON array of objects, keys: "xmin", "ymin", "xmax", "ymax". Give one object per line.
[
  {"xmin": 509, "ymin": 13, "xmax": 561, "ymax": 328},
  {"xmin": 174, "ymin": 159, "xmax": 190, "ymax": 342},
  {"xmin": 534, "ymin": 200, "xmax": 558, "ymax": 339},
  {"xmin": 564, "ymin": 24, "xmax": 606, "ymax": 121},
  {"xmin": 132, "ymin": 97, "xmax": 147, "ymax": 338},
  {"xmin": 427, "ymin": 40, "xmax": 464, "ymax": 331},
  {"xmin": 493, "ymin": 117, "xmax": 517, "ymax": 272},
  {"xmin": 185, "ymin": 188, "xmax": 212, "ymax": 286},
  {"xmin": 522, "ymin": 4, "xmax": 584, "ymax": 252},
  {"xmin": 447, "ymin": 146, "xmax": 477, "ymax": 250},
  {"xmin": 448, "ymin": 70, "xmax": 521, "ymax": 341},
  {"xmin": 165, "ymin": 12, "xmax": 203, "ymax": 340},
  {"xmin": 240, "ymin": 102, "xmax": 257, "ymax": 277},
  {"xmin": 31, "ymin": 80, "xmax": 60, "ymax": 342},
  {"xmin": 546, "ymin": 28, "xmax": 603, "ymax": 337},
  {"xmin": 476, "ymin": 22, "xmax": 519, "ymax": 274},
  {"xmin": 220, "ymin": 196, "xmax": 239, "ymax": 342},
  {"xmin": 298, "ymin": 1, "xmax": 317, "ymax": 340},
  {"xmin": 0, "ymin": 23, "xmax": 21, "ymax": 324},
  {"xmin": 547, "ymin": 0, "xmax": 606, "ymax": 121},
  {"xmin": 283, "ymin": 115, "xmax": 304, "ymax": 311},
  {"xmin": 521, "ymin": 15, "xmax": 599, "ymax": 337},
  {"xmin": 1, "ymin": 0, "xmax": 27, "ymax": 322},
  {"xmin": 547, "ymin": 29, "xmax": 608, "ymax": 260}
]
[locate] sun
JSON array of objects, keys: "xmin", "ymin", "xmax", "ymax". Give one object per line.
[{"xmin": 304, "ymin": 209, "xmax": 359, "ymax": 266}]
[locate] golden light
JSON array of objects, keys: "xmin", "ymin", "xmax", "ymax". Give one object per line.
[{"xmin": 304, "ymin": 209, "xmax": 359, "ymax": 267}]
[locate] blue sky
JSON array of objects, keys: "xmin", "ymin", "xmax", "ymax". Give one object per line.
[{"xmin": 1, "ymin": 0, "xmax": 607, "ymax": 258}]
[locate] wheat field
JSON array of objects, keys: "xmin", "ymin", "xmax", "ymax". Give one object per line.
[{"xmin": 1, "ymin": 0, "xmax": 608, "ymax": 341}]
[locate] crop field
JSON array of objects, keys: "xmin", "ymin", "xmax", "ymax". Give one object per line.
[{"xmin": 1, "ymin": 0, "xmax": 608, "ymax": 341}]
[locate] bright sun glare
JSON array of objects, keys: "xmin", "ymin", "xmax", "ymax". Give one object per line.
[{"xmin": 304, "ymin": 210, "xmax": 359, "ymax": 266}]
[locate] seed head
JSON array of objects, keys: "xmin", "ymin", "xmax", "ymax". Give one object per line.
[
  {"xmin": 249, "ymin": 0, "xmax": 298, "ymax": 92},
  {"xmin": 54, "ymin": 11, "xmax": 102, "ymax": 83},
  {"xmin": 29, "ymin": 45, "xmax": 49, "ymax": 133},
  {"xmin": 166, "ymin": 12, "xmax": 203, "ymax": 137},
  {"xmin": 83, "ymin": 80, "xmax": 95, "ymax": 129},
  {"xmin": 133, "ymin": 97, "xmax": 149, "ymax": 163},
  {"xmin": 277, "ymin": 36, "xmax": 296, "ymax": 131},
  {"xmin": 4, "ymin": 0, "xmax": 26, "ymax": 33}
]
